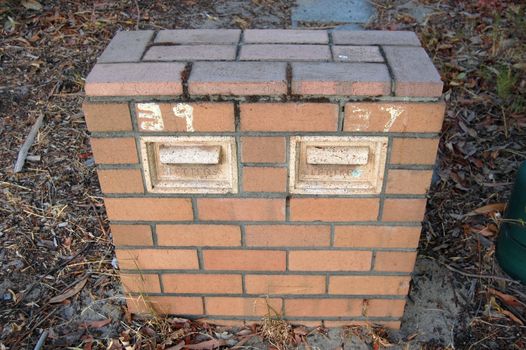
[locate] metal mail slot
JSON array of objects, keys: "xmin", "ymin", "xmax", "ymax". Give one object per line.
[
  {"xmin": 289, "ymin": 136, "xmax": 388, "ymax": 195},
  {"xmin": 140, "ymin": 136, "xmax": 238, "ymax": 194}
]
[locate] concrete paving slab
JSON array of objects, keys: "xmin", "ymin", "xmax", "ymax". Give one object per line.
[{"xmin": 292, "ymin": 0, "xmax": 374, "ymax": 28}]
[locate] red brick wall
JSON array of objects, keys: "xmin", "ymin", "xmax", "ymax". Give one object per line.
[{"xmin": 83, "ymin": 29, "xmax": 444, "ymax": 329}]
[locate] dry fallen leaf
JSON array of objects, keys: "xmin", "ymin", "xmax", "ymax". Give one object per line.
[
  {"xmin": 166, "ymin": 340, "xmax": 185, "ymax": 350},
  {"xmin": 184, "ymin": 339, "xmax": 226, "ymax": 349},
  {"xmin": 49, "ymin": 277, "xmax": 87, "ymax": 303},
  {"xmin": 488, "ymin": 288, "xmax": 526, "ymax": 310},
  {"xmin": 21, "ymin": 0, "xmax": 43, "ymax": 11},
  {"xmin": 470, "ymin": 224, "xmax": 498, "ymax": 237},
  {"xmin": 80, "ymin": 318, "xmax": 112, "ymax": 329},
  {"xmin": 469, "ymin": 202, "xmax": 506, "ymax": 215}
]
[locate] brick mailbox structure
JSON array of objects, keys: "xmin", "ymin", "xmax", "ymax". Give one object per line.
[{"xmin": 83, "ymin": 29, "xmax": 444, "ymax": 328}]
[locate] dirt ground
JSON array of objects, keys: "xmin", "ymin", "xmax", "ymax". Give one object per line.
[{"xmin": 1, "ymin": 0, "xmax": 525, "ymax": 349}]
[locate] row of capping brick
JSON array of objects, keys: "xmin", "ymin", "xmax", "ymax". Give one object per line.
[
  {"xmin": 85, "ymin": 61, "xmax": 441, "ymax": 98},
  {"xmin": 90, "ymin": 137, "xmax": 440, "ymax": 165},
  {"xmin": 121, "ymin": 273, "xmax": 411, "ymax": 295},
  {"xmin": 100, "ymin": 30, "xmax": 422, "ymax": 62},
  {"xmin": 111, "ymin": 224, "xmax": 421, "ymax": 249},
  {"xmin": 97, "ymin": 167, "xmax": 433, "ymax": 195},
  {"xmin": 125, "ymin": 294, "xmax": 407, "ymax": 319},
  {"xmin": 145, "ymin": 44, "xmax": 385, "ymax": 63},
  {"xmin": 116, "ymin": 248, "xmax": 417, "ymax": 272},
  {"xmin": 83, "ymin": 102, "xmax": 446, "ymax": 133},
  {"xmin": 89, "ymin": 29, "xmax": 442, "ymax": 97},
  {"xmin": 103, "ymin": 197, "xmax": 427, "ymax": 222}
]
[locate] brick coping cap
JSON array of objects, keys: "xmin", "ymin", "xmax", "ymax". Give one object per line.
[{"xmin": 85, "ymin": 30, "xmax": 443, "ymax": 98}]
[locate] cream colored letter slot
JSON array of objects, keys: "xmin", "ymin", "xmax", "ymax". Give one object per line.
[
  {"xmin": 140, "ymin": 136, "xmax": 237, "ymax": 194},
  {"xmin": 289, "ymin": 136, "xmax": 388, "ymax": 195},
  {"xmin": 159, "ymin": 145, "xmax": 221, "ymax": 165},
  {"xmin": 306, "ymin": 146, "xmax": 369, "ymax": 165}
]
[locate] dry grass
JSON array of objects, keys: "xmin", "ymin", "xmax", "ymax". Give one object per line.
[{"xmin": 260, "ymin": 299, "xmax": 293, "ymax": 349}]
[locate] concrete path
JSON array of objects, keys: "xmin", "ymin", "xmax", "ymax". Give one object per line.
[{"xmin": 292, "ymin": 0, "xmax": 374, "ymax": 29}]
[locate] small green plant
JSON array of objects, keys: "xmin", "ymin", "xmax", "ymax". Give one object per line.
[{"xmin": 496, "ymin": 66, "xmax": 518, "ymax": 100}]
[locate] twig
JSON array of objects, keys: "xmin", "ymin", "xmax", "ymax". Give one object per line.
[
  {"xmin": 133, "ymin": 0, "xmax": 140, "ymax": 30},
  {"xmin": 14, "ymin": 114, "xmax": 44, "ymax": 173},
  {"xmin": 424, "ymin": 256, "xmax": 519, "ymax": 283},
  {"xmin": 14, "ymin": 243, "xmax": 93, "ymax": 307},
  {"xmin": 33, "ymin": 330, "xmax": 48, "ymax": 350}
]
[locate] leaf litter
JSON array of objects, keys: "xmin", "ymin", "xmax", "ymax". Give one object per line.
[
  {"xmin": 369, "ymin": 0, "xmax": 526, "ymax": 348},
  {"xmin": 1, "ymin": 0, "xmax": 526, "ymax": 349}
]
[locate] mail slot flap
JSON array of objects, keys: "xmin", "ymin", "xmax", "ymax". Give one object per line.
[
  {"xmin": 159, "ymin": 145, "xmax": 221, "ymax": 164},
  {"xmin": 306, "ymin": 146, "xmax": 369, "ymax": 165}
]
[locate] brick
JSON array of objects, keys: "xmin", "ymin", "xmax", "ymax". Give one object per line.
[
  {"xmin": 205, "ymin": 297, "xmax": 282, "ymax": 316},
  {"xmin": 85, "ymin": 63, "xmax": 185, "ymax": 96},
  {"xmin": 143, "ymin": 45, "xmax": 237, "ymax": 61},
  {"xmin": 197, "ymin": 198, "xmax": 285, "ymax": 221},
  {"xmin": 156, "ymin": 225, "xmax": 241, "ymax": 247},
  {"xmin": 104, "ymin": 198, "xmax": 193, "ymax": 221},
  {"xmin": 288, "ymin": 320, "xmax": 324, "ymax": 328},
  {"xmin": 382, "ymin": 199, "xmax": 427, "ymax": 222},
  {"xmin": 242, "ymin": 167, "xmax": 287, "ymax": 192},
  {"xmin": 97, "ymin": 168, "xmax": 144, "ymax": 194},
  {"xmin": 111, "ymin": 224, "xmax": 153, "ymax": 246},
  {"xmin": 82, "ymin": 102, "xmax": 132, "ymax": 132},
  {"xmin": 390, "ymin": 138, "xmax": 440, "ymax": 165},
  {"xmin": 245, "ymin": 225, "xmax": 330, "ymax": 247},
  {"xmin": 329, "ymin": 276, "xmax": 411, "ymax": 295},
  {"xmin": 383, "ymin": 46, "xmax": 443, "ymax": 97},
  {"xmin": 324, "ymin": 320, "xmax": 401, "ymax": 329},
  {"xmin": 116, "ymin": 249, "xmax": 198, "ymax": 270},
  {"xmin": 291, "ymin": 63, "xmax": 391, "ymax": 96},
  {"xmin": 333, "ymin": 46, "xmax": 384, "ymax": 62},
  {"xmin": 98, "ymin": 30, "xmax": 154, "ymax": 63},
  {"xmin": 162, "ymin": 274, "xmax": 242, "ymax": 294},
  {"xmin": 244, "ymin": 29, "xmax": 328, "ymax": 43},
  {"xmin": 188, "ymin": 62, "xmax": 287, "ymax": 96},
  {"xmin": 378, "ymin": 321, "xmax": 402, "ymax": 329},
  {"xmin": 240, "ymin": 103, "xmax": 338, "ymax": 131},
  {"xmin": 127, "ymin": 296, "xmax": 203, "ymax": 315},
  {"xmin": 323, "ymin": 321, "xmax": 368, "ymax": 327},
  {"xmin": 201, "ymin": 319, "xmax": 246, "ymax": 327},
  {"xmin": 136, "ymin": 102, "xmax": 234, "ymax": 132},
  {"xmin": 240, "ymin": 44, "xmax": 331, "ymax": 61},
  {"xmin": 364, "ymin": 299, "xmax": 406, "ymax": 317},
  {"xmin": 386, "ymin": 170, "xmax": 433, "ymax": 194},
  {"xmin": 374, "ymin": 251, "xmax": 417, "ymax": 272},
  {"xmin": 241, "ymin": 137, "xmax": 286, "ymax": 163},
  {"xmin": 288, "ymin": 251, "xmax": 372, "ymax": 271},
  {"xmin": 120, "ymin": 273, "xmax": 161, "ymax": 293},
  {"xmin": 343, "ymin": 102, "xmax": 446, "ymax": 132},
  {"xmin": 245, "ymin": 275, "xmax": 325, "ymax": 294},
  {"xmin": 334, "ymin": 226, "xmax": 421, "ymax": 248},
  {"xmin": 285, "ymin": 299, "xmax": 362, "ymax": 317},
  {"xmin": 290, "ymin": 198, "xmax": 379, "ymax": 222},
  {"xmin": 203, "ymin": 250, "xmax": 286, "ymax": 271},
  {"xmin": 332, "ymin": 30, "xmax": 420, "ymax": 46},
  {"xmin": 155, "ymin": 29, "xmax": 241, "ymax": 44},
  {"xmin": 90, "ymin": 137, "xmax": 138, "ymax": 164}
]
